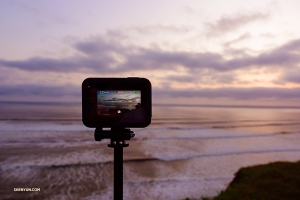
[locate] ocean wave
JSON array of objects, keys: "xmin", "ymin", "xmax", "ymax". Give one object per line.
[
  {"xmin": 157, "ymin": 149, "xmax": 300, "ymax": 162},
  {"xmin": 0, "ymin": 118, "xmax": 81, "ymax": 121},
  {"xmin": 136, "ymin": 134, "xmax": 274, "ymax": 141},
  {"xmin": 2, "ymin": 148, "xmax": 300, "ymax": 170},
  {"xmin": 0, "ymin": 121, "xmax": 90, "ymax": 132},
  {"xmin": 0, "ymin": 116, "xmax": 298, "ymax": 124},
  {"xmin": 0, "ymin": 156, "xmax": 158, "ymax": 170},
  {"xmin": 213, "ymin": 122, "xmax": 300, "ymax": 129}
]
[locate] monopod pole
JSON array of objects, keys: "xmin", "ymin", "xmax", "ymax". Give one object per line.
[
  {"xmin": 114, "ymin": 142, "xmax": 123, "ymax": 200},
  {"xmin": 94, "ymin": 128, "xmax": 134, "ymax": 200}
]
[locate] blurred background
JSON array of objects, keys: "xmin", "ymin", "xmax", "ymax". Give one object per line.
[{"xmin": 1, "ymin": 0, "xmax": 300, "ymax": 199}]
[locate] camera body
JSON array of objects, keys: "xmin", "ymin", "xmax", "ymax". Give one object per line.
[{"xmin": 82, "ymin": 78, "xmax": 152, "ymax": 128}]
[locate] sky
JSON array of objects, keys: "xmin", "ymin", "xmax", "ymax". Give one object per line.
[{"xmin": 0, "ymin": 0, "xmax": 300, "ymax": 106}]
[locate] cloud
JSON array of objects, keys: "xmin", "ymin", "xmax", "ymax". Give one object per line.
[
  {"xmin": 74, "ymin": 37, "xmax": 127, "ymax": 56},
  {"xmin": 277, "ymin": 39, "xmax": 300, "ymax": 52},
  {"xmin": 166, "ymin": 72, "xmax": 236, "ymax": 84},
  {"xmin": 205, "ymin": 12, "xmax": 270, "ymax": 36},
  {"xmin": 153, "ymin": 87, "xmax": 300, "ymax": 100},
  {"xmin": 282, "ymin": 67, "xmax": 300, "ymax": 84},
  {"xmin": 132, "ymin": 24, "xmax": 191, "ymax": 35},
  {"xmin": 1, "ymin": 36, "xmax": 300, "ymax": 80},
  {"xmin": 0, "ymin": 58, "xmax": 80, "ymax": 72},
  {"xmin": 181, "ymin": 6, "xmax": 198, "ymax": 15},
  {"xmin": 165, "ymin": 75, "xmax": 199, "ymax": 83},
  {"xmin": 0, "ymin": 84, "xmax": 80, "ymax": 97},
  {"xmin": 224, "ymin": 33, "xmax": 252, "ymax": 47},
  {"xmin": 0, "ymin": 45, "xmax": 225, "ymax": 73},
  {"xmin": 284, "ymin": 74, "xmax": 300, "ymax": 84}
]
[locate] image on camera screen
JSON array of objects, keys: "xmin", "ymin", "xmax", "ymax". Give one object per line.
[{"xmin": 97, "ymin": 90, "xmax": 141, "ymax": 118}]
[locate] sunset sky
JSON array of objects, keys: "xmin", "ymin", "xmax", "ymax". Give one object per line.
[{"xmin": 1, "ymin": 0, "xmax": 300, "ymax": 106}]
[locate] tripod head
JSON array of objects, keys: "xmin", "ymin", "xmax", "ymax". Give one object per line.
[{"xmin": 94, "ymin": 127, "xmax": 135, "ymax": 147}]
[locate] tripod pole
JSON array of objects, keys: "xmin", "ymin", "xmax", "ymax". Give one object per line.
[
  {"xmin": 114, "ymin": 142, "xmax": 123, "ymax": 200},
  {"xmin": 94, "ymin": 128, "xmax": 134, "ymax": 200}
]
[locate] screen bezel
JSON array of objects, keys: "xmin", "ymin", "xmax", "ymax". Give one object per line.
[{"xmin": 82, "ymin": 78, "xmax": 151, "ymax": 128}]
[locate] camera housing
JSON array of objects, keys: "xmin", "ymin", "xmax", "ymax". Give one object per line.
[{"xmin": 82, "ymin": 78, "xmax": 152, "ymax": 128}]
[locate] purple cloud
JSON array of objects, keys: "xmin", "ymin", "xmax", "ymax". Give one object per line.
[
  {"xmin": 1, "ymin": 37, "xmax": 299, "ymax": 74},
  {"xmin": 205, "ymin": 12, "xmax": 269, "ymax": 36},
  {"xmin": 0, "ymin": 84, "xmax": 80, "ymax": 97},
  {"xmin": 153, "ymin": 87, "xmax": 300, "ymax": 99}
]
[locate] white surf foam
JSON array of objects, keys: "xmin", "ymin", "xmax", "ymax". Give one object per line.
[
  {"xmin": 0, "ymin": 121, "xmax": 89, "ymax": 132},
  {"xmin": 138, "ymin": 128, "xmax": 300, "ymax": 161}
]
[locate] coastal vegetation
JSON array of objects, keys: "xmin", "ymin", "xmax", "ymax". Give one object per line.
[{"xmin": 185, "ymin": 161, "xmax": 300, "ymax": 200}]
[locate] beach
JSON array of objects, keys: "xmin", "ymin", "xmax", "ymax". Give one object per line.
[{"xmin": 1, "ymin": 103, "xmax": 300, "ymax": 199}]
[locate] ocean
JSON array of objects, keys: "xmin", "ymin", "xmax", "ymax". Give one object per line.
[{"xmin": 1, "ymin": 102, "xmax": 300, "ymax": 199}]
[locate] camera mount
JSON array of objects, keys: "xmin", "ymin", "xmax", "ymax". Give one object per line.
[{"xmin": 94, "ymin": 127, "xmax": 135, "ymax": 200}]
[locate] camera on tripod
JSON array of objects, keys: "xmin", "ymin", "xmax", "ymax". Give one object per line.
[
  {"xmin": 82, "ymin": 77, "xmax": 152, "ymax": 200},
  {"xmin": 82, "ymin": 77, "xmax": 152, "ymax": 128}
]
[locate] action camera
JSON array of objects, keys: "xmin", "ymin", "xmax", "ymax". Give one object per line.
[{"xmin": 82, "ymin": 78, "xmax": 152, "ymax": 128}]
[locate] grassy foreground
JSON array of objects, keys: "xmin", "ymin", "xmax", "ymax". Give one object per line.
[{"xmin": 186, "ymin": 161, "xmax": 300, "ymax": 200}]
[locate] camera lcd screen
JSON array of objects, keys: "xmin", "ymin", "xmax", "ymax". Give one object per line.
[
  {"xmin": 97, "ymin": 90, "xmax": 141, "ymax": 118},
  {"xmin": 82, "ymin": 78, "xmax": 151, "ymax": 128}
]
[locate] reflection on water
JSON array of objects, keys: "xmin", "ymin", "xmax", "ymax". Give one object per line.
[{"xmin": 151, "ymin": 105, "xmax": 300, "ymax": 133}]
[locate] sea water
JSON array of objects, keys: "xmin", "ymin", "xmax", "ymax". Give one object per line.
[{"xmin": 0, "ymin": 102, "xmax": 300, "ymax": 199}]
